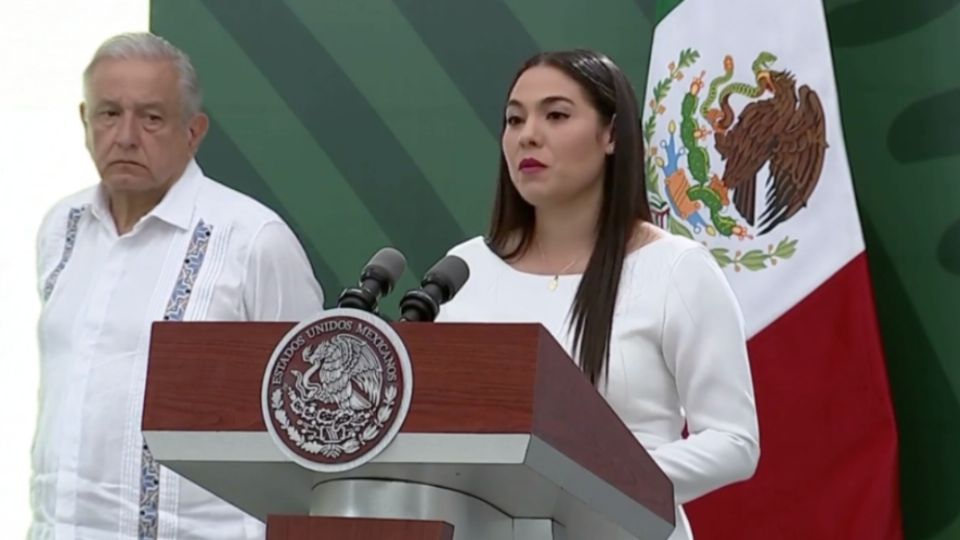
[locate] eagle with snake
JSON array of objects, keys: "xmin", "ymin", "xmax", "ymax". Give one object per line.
[{"xmin": 708, "ymin": 54, "xmax": 828, "ymax": 234}]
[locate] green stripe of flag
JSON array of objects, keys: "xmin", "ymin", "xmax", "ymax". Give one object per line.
[{"xmin": 655, "ymin": 0, "xmax": 684, "ymax": 25}]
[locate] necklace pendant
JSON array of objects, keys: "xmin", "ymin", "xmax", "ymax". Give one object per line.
[{"xmin": 548, "ymin": 275, "xmax": 559, "ymax": 291}]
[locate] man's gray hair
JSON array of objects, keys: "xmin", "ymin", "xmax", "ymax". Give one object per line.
[{"xmin": 83, "ymin": 32, "xmax": 203, "ymax": 119}]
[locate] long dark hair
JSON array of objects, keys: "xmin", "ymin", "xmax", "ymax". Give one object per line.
[{"xmin": 489, "ymin": 49, "xmax": 651, "ymax": 385}]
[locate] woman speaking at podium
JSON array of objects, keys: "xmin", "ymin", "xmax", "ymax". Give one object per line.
[{"xmin": 435, "ymin": 49, "xmax": 760, "ymax": 540}]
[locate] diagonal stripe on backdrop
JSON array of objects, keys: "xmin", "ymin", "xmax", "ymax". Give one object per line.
[
  {"xmin": 152, "ymin": 1, "xmax": 401, "ymax": 292},
  {"xmin": 201, "ymin": 0, "xmax": 464, "ymax": 276},
  {"xmin": 394, "ymin": 0, "xmax": 540, "ymax": 137},
  {"xmin": 200, "ymin": 118, "xmax": 340, "ymax": 294},
  {"xmin": 286, "ymin": 0, "xmax": 494, "ymax": 235}
]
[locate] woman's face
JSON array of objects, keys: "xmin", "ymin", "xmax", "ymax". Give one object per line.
[{"xmin": 501, "ymin": 65, "xmax": 614, "ymax": 209}]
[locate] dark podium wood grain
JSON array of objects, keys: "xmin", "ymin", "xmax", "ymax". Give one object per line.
[
  {"xmin": 267, "ymin": 515, "xmax": 453, "ymax": 540},
  {"xmin": 144, "ymin": 321, "xmax": 674, "ymax": 524}
]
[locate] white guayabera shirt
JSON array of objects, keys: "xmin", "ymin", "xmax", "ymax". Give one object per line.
[{"xmin": 31, "ymin": 160, "xmax": 325, "ymax": 540}]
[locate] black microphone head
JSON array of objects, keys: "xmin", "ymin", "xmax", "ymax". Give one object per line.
[
  {"xmin": 360, "ymin": 247, "xmax": 407, "ymax": 295},
  {"xmin": 338, "ymin": 247, "xmax": 407, "ymax": 312},
  {"xmin": 422, "ymin": 255, "xmax": 470, "ymax": 302}
]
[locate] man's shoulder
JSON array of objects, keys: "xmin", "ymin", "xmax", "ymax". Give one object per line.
[
  {"xmin": 195, "ymin": 175, "xmax": 285, "ymax": 229},
  {"xmin": 50, "ymin": 185, "xmax": 97, "ymax": 212},
  {"xmin": 39, "ymin": 186, "xmax": 97, "ymax": 235}
]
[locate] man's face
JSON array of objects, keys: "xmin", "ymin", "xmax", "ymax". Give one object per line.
[{"xmin": 81, "ymin": 58, "xmax": 207, "ymax": 195}]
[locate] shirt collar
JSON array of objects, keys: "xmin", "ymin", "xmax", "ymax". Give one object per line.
[
  {"xmin": 147, "ymin": 159, "xmax": 202, "ymax": 230},
  {"xmin": 91, "ymin": 159, "xmax": 203, "ymax": 233}
]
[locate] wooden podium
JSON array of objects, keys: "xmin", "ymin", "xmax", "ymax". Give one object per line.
[{"xmin": 143, "ymin": 321, "xmax": 675, "ymax": 539}]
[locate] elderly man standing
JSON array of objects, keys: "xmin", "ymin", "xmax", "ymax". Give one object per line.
[{"xmin": 31, "ymin": 32, "xmax": 324, "ymax": 539}]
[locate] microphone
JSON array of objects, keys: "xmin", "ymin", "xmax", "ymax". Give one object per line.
[
  {"xmin": 398, "ymin": 255, "xmax": 470, "ymax": 322},
  {"xmin": 337, "ymin": 247, "xmax": 407, "ymax": 313}
]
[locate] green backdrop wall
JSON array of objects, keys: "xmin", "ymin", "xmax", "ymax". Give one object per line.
[{"xmin": 152, "ymin": 1, "xmax": 960, "ymax": 538}]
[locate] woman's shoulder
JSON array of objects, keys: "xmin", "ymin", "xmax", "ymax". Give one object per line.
[
  {"xmin": 447, "ymin": 235, "xmax": 506, "ymax": 269},
  {"xmin": 628, "ymin": 224, "xmax": 712, "ymax": 268},
  {"xmin": 447, "ymin": 235, "xmax": 490, "ymax": 256},
  {"xmin": 434, "ymin": 236, "xmax": 503, "ymax": 321}
]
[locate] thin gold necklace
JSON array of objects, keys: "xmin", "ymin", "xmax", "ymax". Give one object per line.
[{"xmin": 535, "ymin": 238, "xmax": 582, "ymax": 291}]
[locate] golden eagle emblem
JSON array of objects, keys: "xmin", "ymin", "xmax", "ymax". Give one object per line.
[{"xmin": 644, "ymin": 50, "xmax": 827, "ymax": 271}]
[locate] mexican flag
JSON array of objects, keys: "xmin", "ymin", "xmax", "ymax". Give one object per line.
[{"xmin": 643, "ymin": 0, "xmax": 903, "ymax": 537}]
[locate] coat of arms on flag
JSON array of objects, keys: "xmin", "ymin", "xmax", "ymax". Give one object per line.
[{"xmin": 644, "ymin": 49, "xmax": 827, "ymax": 272}]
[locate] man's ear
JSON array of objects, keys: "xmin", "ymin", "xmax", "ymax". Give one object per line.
[{"xmin": 187, "ymin": 112, "xmax": 209, "ymax": 151}]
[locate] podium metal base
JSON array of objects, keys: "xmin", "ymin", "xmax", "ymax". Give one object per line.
[{"xmin": 310, "ymin": 479, "xmax": 566, "ymax": 540}]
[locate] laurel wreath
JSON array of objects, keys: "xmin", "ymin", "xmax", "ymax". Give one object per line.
[
  {"xmin": 271, "ymin": 384, "xmax": 398, "ymax": 458},
  {"xmin": 644, "ymin": 48, "xmax": 699, "ymax": 207},
  {"xmin": 711, "ymin": 237, "xmax": 798, "ymax": 272}
]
